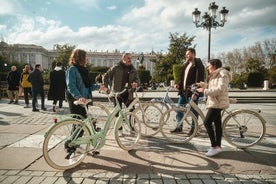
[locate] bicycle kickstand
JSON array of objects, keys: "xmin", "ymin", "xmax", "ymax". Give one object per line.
[{"xmin": 91, "ymin": 139, "xmax": 102, "ymax": 157}]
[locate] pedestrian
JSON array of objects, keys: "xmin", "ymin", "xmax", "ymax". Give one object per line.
[
  {"xmin": 20, "ymin": 65, "xmax": 32, "ymax": 108},
  {"xmin": 172, "ymin": 48, "xmax": 205, "ymax": 134},
  {"xmin": 6, "ymin": 65, "xmax": 21, "ymax": 104},
  {"xmin": 48, "ymin": 62, "xmax": 66, "ymax": 112},
  {"xmin": 101, "ymin": 53, "xmax": 140, "ymax": 133},
  {"xmin": 196, "ymin": 59, "xmax": 232, "ymax": 157},
  {"xmin": 28, "ymin": 64, "xmax": 47, "ymax": 112},
  {"xmin": 66, "ymin": 49, "xmax": 92, "ymax": 118},
  {"xmin": 101, "ymin": 53, "xmax": 140, "ymax": 107}
]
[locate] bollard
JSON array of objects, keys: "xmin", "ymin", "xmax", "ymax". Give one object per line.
[
  {"xmin": 170, "ymin": 80, "xmax": 175, "ymax": 87},
  {"xmin": 263, "ymin": 80, "xmax": 269, "ymax": 90}
]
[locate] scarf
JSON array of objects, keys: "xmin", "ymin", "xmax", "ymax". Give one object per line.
[{"xmin": 74, "ymin": 64, "xmax": 91, "ymax": 88}]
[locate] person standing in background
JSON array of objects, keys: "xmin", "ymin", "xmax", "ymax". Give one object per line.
[
  {"xmin": 48, "ymin": 62, "xmax": 66, "ymax": 112},
  {"xmin": 28, "ymin": 64, "xmax": 46, "ymax": 112},
  {"xmin": 7, "ymin": 65, "xmax": 21, "ymax": 104},
  {"xmin": 20, "ymin": 65, "xmax": 32, "ymax": 108}
]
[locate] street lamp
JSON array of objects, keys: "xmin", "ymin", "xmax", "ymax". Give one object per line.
[{"xmin": 192, "ymin": 2, "xmax": 229, "ymax": 61}]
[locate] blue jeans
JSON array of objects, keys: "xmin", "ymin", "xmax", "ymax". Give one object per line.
[
  {"xmin": 176, "ymin": 95, "xmax": 199, "ymax": 131},
  {"xmin": 32, "ymin": 87, "xmax": 45, "ymax": 109}
]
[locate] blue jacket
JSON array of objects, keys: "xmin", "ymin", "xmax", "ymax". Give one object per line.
[{"xmin": 66, "ymin": 66, "xmax": 92, "ymax": 100}]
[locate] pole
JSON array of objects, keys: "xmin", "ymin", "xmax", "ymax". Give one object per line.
[{"xmin": 208, "ymin": 26, "xmax": 211, "ymax": 61}]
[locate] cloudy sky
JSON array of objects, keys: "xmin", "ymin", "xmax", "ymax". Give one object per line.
[{"xmin": 0, "ymin": 0, "xmax": 275, "ymax": 60}]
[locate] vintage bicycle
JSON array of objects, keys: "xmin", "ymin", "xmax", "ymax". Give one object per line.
[
  {"xmin": 94, "ymin": 87, "xmax": 163, "ymax": 138},
  {"xmin": 160, "ymin": 85, "xmax": 266, "ymax": 149},
  {"xmin": 42, "ymin": 89, "xmax": 141, "ymax": 170}
]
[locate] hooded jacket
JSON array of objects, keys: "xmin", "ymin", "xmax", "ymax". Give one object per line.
[{"xmin": 203, "ymin": 68, "xmax": 232, "ymax": 109}]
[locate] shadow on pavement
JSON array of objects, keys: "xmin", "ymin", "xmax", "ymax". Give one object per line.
[
  {"xmin": 0, "ymin": 111, "xmax": 23, "ymax": 117},
  {"xmin": 0, "ymin": 121, "xmax": 9, "ymax": 125}
]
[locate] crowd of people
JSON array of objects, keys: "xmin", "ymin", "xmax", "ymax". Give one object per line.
[{"xmin": 4, "ymin": 48, "xmax": 232, "ymax": 157}]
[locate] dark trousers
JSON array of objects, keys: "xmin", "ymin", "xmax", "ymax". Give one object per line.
[
  {"xmin": 176, "ymin": 95, "xmax": 198, "ymax": 130},
  {"xmin": 53, "ymin": 99, "xmax": 63, "ymax": 108},
  {"xmin": 204, "ymin": 108, "xmax": 222, "ymax": 147},
  {"xmin": 23, "ymin": 87, "xmax": 32, "ymax": 105},
  {"xmin": 31, "ymin": 87, "xmax": 45, "ymax": 109},
  {"xmin": 66, "ymin": 92, "xmax": 86, "ymax": 119}
]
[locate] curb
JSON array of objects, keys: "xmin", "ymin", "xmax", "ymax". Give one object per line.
[{"xmin": 0, "ymin": 170, "xmax": 275, "ymax": 184}]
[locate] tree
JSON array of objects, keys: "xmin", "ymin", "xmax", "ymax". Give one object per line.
[
  {"xmin": 53, "ymin": 44, "xmax": 76, "ymax": 69},
  {"xmin": 173, "ymin": 64, "xmax": 182, "ymax": 84},
  {"xmin": 267, "ymin": 66, "xmax": 276, "ymax": 86},
  {"xmin": 216, "ymin": 38, "xmax": 276, "ymax": 87},
  {"xmin": 152, "ymin": 32, "xmax": 196, "ymax": 83},
  {"xmin": 168, "ymin": 32, "xmax": 195, "ymax": 64},
  {"xmin": 137, "ymin": 65, "xmax": 151, "ymax": 84},
  {"xmin": 245, "ymin": 58, "xmax": 265, "ymax": 73}
]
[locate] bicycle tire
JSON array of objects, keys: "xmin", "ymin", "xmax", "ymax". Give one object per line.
[
  {"xmin": 43, "ymin": 119, "xmax": 91, "ymax": 170},
  {"xmin": 160, "ymin": 107, "xmax": 198, "ymax": 143},
  {"xmin": 114, "ymin": 111, "xmax": 141, "ymax": 151},
  {"xmin": 134, "ymin": 103, "xmax": 162, "ymax": 137},
  {"xmin": 223, "ymin": 109, "xmax": 266, "ymax": 148},
  {"xmin": 151, "ymin": 101, "xmax": 170, "ymax": 113},
  {"xmin": 152, "ymin": 100, "xmax": 171, "ymax": 121},
  {"xmin": 88, "ymin": 103, "xmax": 110, "ymax": 130}
]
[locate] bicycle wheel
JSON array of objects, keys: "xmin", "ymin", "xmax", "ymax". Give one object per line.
[
  {"xmin": 134, "ymin": 103, "xmax": 162, "ymax": 137},
  {"xmin": 160, "ymin": 107, "xmax": 198, "ymax": 143},
  {"xmin": 114, "ymin": 111, "xmax": 141, "ymax": 151},
  {"xmin": 151, "ymin": 101, "xmax": 170, "ymax": 113},
  {"xmin": 88, "ymin": 103, "xmax": 110, "ymax": 130},
  {"xmin": 223, "ymin": 109, "xmax": 266, "ymax": 148},
  {"xmin": 43, "ymin": 119, "xmax": 91, "ymax": 170}
]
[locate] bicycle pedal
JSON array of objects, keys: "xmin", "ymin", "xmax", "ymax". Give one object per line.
[{"xmin": 92, "ymin": 150, "xmax": 100, "ymax": 156}]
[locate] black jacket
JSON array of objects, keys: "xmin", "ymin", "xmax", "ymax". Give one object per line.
[
  {"xmin": 178, "ymin": 58, "xmax": 205, "ymax": 97},
  {"xmin": 28, "ymin": 69, "xmax": 44, "ymax": 90},
  {"xmin": 48, "ymin": 69, "xmax": 66, "ymax": 100},
  {"xmin": 7, "ymin": 70, "xmax": 21, "ymax": 90}
]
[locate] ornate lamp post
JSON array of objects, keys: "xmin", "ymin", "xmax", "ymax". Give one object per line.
[{"xmin": 192, "ymin": 2, "xmax": 229, "ymax": 61}]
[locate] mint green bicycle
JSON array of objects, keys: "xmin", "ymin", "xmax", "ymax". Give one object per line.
[{"xmin": 42, "ymin": 89, "xmax": 141, "ymax": 170}]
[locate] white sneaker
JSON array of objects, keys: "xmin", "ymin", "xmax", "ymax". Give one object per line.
[
  {"xmin": 205, "ymin": 147, "xmax": 222, "ymax": 157},
  {"xmin": 24, "ymin": 104, "xmax": 30, "ymax": 108}
]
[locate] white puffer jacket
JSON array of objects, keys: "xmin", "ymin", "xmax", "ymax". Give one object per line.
[{"xmin": 203, "ymin": 68, "xmax": 232, "ymax": 109}]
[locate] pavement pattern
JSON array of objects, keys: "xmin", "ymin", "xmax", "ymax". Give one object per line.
[{"xmin": 0, "ymin": 95, "xmax": 276, "ymax": 184}]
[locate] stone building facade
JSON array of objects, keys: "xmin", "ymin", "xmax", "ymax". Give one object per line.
[{"xmin": 0, "ymin": 41, "xmax": 156, "ymax": 74}]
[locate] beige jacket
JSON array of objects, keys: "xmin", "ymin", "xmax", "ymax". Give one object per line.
[{"xmin": 201, "ymin": 68, "xmax": 232, "ymax": 109}]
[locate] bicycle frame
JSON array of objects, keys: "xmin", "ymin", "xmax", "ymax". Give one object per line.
[
  {"xmin": 45, "ymin": 91, "xmax": 134, "ymax": 150},
  {"xmin": 189, "ymin": 98, "xmax": 242, "ymax": 127},
  {"xmin": 189, "ymin": 98, "xmax": 263, "ymax": 129},
  {"xmin": 162, "ymin": 87, "xmax": 175, "ymax": 107}
]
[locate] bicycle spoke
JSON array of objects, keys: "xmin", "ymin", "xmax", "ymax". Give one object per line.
[
  {"xmin": 223, "ymin": 110, "xmax": 266, "ymax": 148},
  {"xmin": 134, "ymin": 104, "xmax": 162, "ymax": 137},
  {"xmin": 115, "ymin": 112, "xmax": 141, "ymax": 151},
  {"xmin": 160, "ymin": 108, "xmax": 198, "ymax": 143},
  {"xmin": 43, "ymin": 120, "xmax": 90, "ymax": 170}
]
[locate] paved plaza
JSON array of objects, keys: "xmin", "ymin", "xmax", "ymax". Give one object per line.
[{"xmin": 0, "ymin": 91, "xmax": 276, "ymax": 183}]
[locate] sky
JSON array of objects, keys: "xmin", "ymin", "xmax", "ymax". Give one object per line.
[{"xmin": 0, "ymin": 0, "xmax": 275, "ymax": 60}]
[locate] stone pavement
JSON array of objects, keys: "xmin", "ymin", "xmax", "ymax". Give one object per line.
[{"xmin": 0, "ymin": 95, "xmax": 276, "ymax": 184}]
